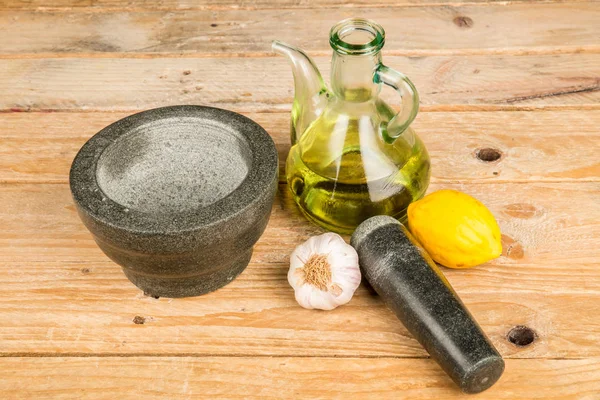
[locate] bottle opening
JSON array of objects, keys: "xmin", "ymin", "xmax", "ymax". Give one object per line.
[{"xmin": 330, "ymin": 18, "xmax": 385, "ymax": 55}]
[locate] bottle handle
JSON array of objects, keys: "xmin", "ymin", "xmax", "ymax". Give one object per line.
[{"xmin": 374, "ymin": 64, "xmax": 420, "ymax": 143}]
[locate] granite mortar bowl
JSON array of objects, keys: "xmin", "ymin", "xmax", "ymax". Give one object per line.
[{"xmin": 70, "ymin": 106, "xmax": 278, "ymax": 298}]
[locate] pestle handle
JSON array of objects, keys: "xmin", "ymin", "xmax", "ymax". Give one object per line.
[{"xmin": 351, "ymin": 216, "xmax": 504, "ymax": 394}]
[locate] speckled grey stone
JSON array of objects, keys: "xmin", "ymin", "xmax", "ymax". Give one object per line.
[
  {"xmin": 70, "ymin": 105, "xmax": 278, "ymax": 298},
  {"xmin": 351, "ymin": 216, "xmax": 504, "ymax": 394}
]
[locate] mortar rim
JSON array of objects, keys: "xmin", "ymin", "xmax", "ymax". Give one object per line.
[{"xmin": 69, "ymin": 105, "xmax": 278, "ymax": 235}]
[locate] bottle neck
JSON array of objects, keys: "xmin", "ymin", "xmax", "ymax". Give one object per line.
[{"xmin": 330, "ymin": 51, "xmax": 382, "ymax": 103}]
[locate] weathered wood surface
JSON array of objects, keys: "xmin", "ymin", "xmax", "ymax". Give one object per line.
[
  {"xmin": 1, "ymin": 111, "xmax": 599, "ymax": 184},
  {"xmin": 0, "ymin": 181, "xmax": 598, "ymax": 357},
  {"xmin": 2, "ymin": 357, "xmax": 600, "ymax": 399},
  {"xmin": 4, "ymin": 0, "xmax": 596, "ymax": 11},
  {"xmin": 1, "ymin": 182, "xmax": 598, "ymax": 265},
  {"xmin": 2, "ymin": 4, "xmax": 600, "ymax": 55},
  {"xmin": 1, "ymin": 261, "xmax": 600, "ymax": 358},
  {"xmin": 1, "ymin": 54, "xmax": 600, "ymax": 113},
  {"xmin": 1, "ymin": 0, "xmax": 599, "ymax": 397}
]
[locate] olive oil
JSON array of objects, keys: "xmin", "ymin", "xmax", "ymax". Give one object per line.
[{"xmin": 286, "ymin": 103, "xmax": 430, "ymax": 234}]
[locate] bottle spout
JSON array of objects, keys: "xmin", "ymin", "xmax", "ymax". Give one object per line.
[
  {"xmin": 272, "ymin": 40, "xmax": 328, "ymax": 143},
  {"xmin": 271, "ymin": 41, "xmax": 323, "ymax": 85},
  {"xmin": 271, "ymin": 40, "xmax": 300, "ymax": 61}
]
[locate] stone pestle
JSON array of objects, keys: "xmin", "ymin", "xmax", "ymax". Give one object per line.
[{"xmin": 351, "ymin": 216, "xmax": 505, "ymax": 394}]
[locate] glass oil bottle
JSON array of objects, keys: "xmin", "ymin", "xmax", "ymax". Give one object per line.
[{"xmin": 274, "ymin": 18, "xmax": 430, "ymax": 234}]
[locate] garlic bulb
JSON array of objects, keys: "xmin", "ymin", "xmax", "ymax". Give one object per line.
[{"xmin": 288, "ymin": 233, "xmax": 361, "ymax": 310}]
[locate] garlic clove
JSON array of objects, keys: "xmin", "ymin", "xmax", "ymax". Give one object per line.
[
  {"xmin": 308, "ymin": 285, "xmax": 338, "ymax": 310},
  {"xmin": 289, "ymin": 245, "xmax": 310, "ymax": 273},
  {"xmin": 319, "ymin": 233, "xmax": 344, "ymax": 253},
  {"xmin": 294, "ymin": 284, "xmax": 316, "ymax": 309}
]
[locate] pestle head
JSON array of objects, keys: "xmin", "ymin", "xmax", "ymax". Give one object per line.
[
  {"xmin": 351, "ymin": 215, "xmax": 505, "ymax": 394},
  {"xmin": 351, "ymin": 215, "xmax": 399, "ymax": 249}
]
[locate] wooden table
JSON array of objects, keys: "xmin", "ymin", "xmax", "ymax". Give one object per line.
[{"xmin": 1, "ymin": 0, "xmax": 599, "ymax": 398}]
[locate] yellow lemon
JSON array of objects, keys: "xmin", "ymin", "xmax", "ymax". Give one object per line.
[{"xmin": 407, "ymin": 190, "xmax": 502, "ymax": 269}]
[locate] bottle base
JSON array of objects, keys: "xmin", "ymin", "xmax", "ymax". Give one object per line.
[{"xmin": 293, "ymin": 194, "xmax": 411, "ymax": 235}]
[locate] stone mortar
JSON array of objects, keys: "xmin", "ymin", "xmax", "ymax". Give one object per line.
[{"xmin": 70, "ymin": 105, "xmax": 279, "ymax": 298}]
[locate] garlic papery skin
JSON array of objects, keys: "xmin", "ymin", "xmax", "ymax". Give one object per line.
[{"xmin": 288, "ymin": 232, "xmax": 361, "ymax": 310}]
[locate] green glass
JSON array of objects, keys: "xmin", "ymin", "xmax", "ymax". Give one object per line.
[{"xmin": 273, "ymin": 18, "xmax": 430, "ymax": 234}]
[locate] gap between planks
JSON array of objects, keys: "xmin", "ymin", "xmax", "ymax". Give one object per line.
[
  {"xmin": 0, "ymin": 353, "xmax": 589, "ymax": 360},
  {"xmin": 3, "ymin": 179, "xmax": 600, "ymax": 185},
  {"xmin": 1, "ymin": 353, "xmax": 432, "ymax": 359},
  {"xmin": 3, "ymin": 105, "xmax": 600, "ymax": 113},
  {"xmin": 2, "ymin": 46, "xmax": 600, "ymax": 59}
]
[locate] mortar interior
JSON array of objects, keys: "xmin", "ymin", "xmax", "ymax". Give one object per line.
[{"xmin": 96, "ymin": 117, "xmax": 251, "ymax": 214}]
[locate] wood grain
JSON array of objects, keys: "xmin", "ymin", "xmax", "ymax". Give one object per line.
[
  {"xmin": 2, "ymin": 0, "xmax": 592, "ymax": 11},
  {"xmin": 0, "ymin": 181, "xmax": 598, "ymax": 357},
  {"xmin": 1, "ymin": 0, "xmax": 599, "ymax": 397},
  {"xmin": 1, "ymin": 357, "xmax": 600, "ymax": 399},
  {"xmin": 2, "ymin": 54, "xmax": 599, "ymax": 113},
  {"xmin": 1, "ymin": 111, "xmax": 599, "ymax": 184},
  {"xmin": 1, "ymin": 259, "xmax": 600, "ymax": 358},
  {"xmin": 2, "ymin": 4, "xmax": 600, "ymax": 55},
  {"xmin": 1, "ymin": 182, "xmax": 598, "ymax": 265}
]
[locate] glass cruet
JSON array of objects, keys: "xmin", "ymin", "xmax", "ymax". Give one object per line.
[{"xmin": 273, "ymin": 18, "xmax": 431, "ymax": 234}]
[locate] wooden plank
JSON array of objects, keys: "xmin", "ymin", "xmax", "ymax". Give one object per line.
[
  {"xmin": 2, "ymin": 181, "xmax": 599, "ymax": 264},
  {"xmin": 0, "ymin": 0, "xmax": 93, "ymax": 9},
  {"xmin": 1, "ymin": 259, "xmax": 600, "ymax": 358},
  {"xmin": 1, "ymin": 182, "xmax": 598, "ymax": 266},
  {"xmin": 1, "ymin": 357, "xmax": 599, "ymax": 399},
  {"xmin": 2, "ymin": 0, "xmax": 589, "ymax": 11},
  {"xmin": 1, "ymin": 111, "xmax": 599, "ymax": 184},
  {"xmin": 1, "ymin": 54, "xmax": 599, "ymax": 113},
  {"xmin": 0, "ymin": 182, "xmax": 598, "ymax": 357},
  {"xmin": 2, "ymin": 4, "xmax": 600, "ymax": 55}
]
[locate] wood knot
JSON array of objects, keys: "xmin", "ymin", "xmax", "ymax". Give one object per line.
[
  {"xmin": 501, "ymin": 234, "xmax": 525, "ymax": 260},
  {"xmin": 133, "ymin": 316, "xmax": 146, "ymax": 325},
  {"xmin": 80, "ymin": 268, "xmax": 90, "ymax": 274},
  {"xmin": 453, "ymin": 16, "xmax": 473, "ymax": 28},
  {"xmin": 210, "ymin": 23, "xmax": 218, "ymax": 27},
  {"xmin": 476, "ymin": 148, "xmax": 502, "ymax": 163},
  {"xmin": 503, "ymin": 203, "xmax": 541, "ymax": 219},
  {"xmin": 507, "ymin": 325, "xmax": 537, "ymax": 347}
]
